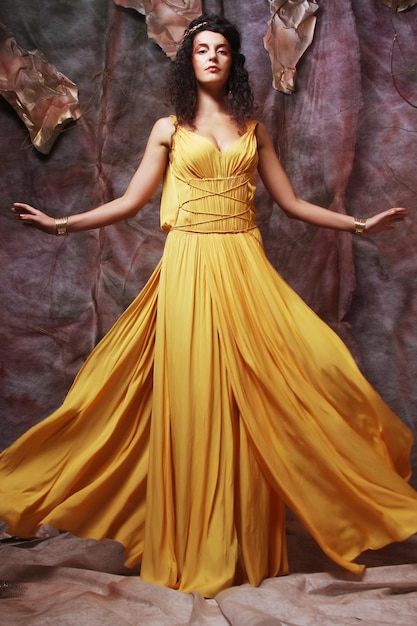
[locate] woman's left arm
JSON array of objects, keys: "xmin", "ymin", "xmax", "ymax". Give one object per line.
[{"xmin": 255, "ymin": 122, "xmax": 407, "ymax": 235}]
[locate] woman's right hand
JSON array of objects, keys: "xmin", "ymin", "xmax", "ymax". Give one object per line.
[{"xmin": 12, "ymin": 202, "xmax": 57, "ymax": 235}]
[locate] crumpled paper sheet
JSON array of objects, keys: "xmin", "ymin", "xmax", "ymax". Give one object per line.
[
  {"xmin": 113, "ymin": 0, "xmax": 202, "ymax": 59},
  {"xmin": 380, "ymin": 0, "xmax": 417, "ymax": 10},
  {"xmin": 1, "ymin": 530, "xmax": 417, "ymax": 625},
  {"xmin": 0, "ymin": 24, "xmax": 81, "ymax": 154},
  {"xmin": 263, "ymin": 0, "xmax": 319, "ymax": 93}
]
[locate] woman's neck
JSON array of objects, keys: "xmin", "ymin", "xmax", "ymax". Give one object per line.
[{"xmin": 195, "ymin": 86, "xmax": 229, "ymax": 117}]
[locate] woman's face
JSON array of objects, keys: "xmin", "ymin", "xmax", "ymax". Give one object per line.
[{"xmin": 191, "ymin": 30, "xmax": 232, "ymax": 89}]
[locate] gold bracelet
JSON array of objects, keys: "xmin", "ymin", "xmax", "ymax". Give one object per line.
[
  {"xmin": 55, "ymin": 217, "xmax": 68, "ymax": 236},
  {"xmin": 353, "ymin": 217, "xmax": 367, "ymax": 235}
]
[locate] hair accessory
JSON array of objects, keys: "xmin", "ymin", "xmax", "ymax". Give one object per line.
[
  {"xmin": 353, "ymin": 217, "xmax": 367, "ymax": 235},
  {"xmin": 55, "ymin": 216, "xmax": 68, "ymax": 236},
  {"xmin": 182, "ymin": 21, "xmax": 209, "ymax": 43}
]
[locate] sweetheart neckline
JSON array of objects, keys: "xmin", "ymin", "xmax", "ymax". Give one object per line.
[{"xmin": 178, "ymin": 124, "xmax": 251, "ymax": 155}]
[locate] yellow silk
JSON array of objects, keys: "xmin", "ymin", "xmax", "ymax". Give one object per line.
[{"xmin": 1, "ymin": 120, "xmax": 417, "ymax": 598}]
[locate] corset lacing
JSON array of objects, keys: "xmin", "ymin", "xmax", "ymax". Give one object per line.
[{"xmin": 170, "ymin": 171, "xmax": 257, "ymax": 234}]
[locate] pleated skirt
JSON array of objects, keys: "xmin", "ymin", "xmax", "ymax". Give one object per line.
[{"xmin": 1, "ymin": 227, "xmax": 416, "ymax": 598}]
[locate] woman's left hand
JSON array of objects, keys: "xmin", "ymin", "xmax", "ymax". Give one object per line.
[{"xmin": 363, "ymin": 207, "xmax": 407, "ymax": 235}]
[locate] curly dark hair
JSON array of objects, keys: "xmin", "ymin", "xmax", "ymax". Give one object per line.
[{"xmin": 167, "ymin": 14, "xmax": 254, "ymax": 128}]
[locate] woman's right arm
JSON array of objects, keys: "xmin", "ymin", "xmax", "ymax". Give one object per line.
[{"xmin": 12, "ymin": 117, "xmax": 174, "ymax": 234}]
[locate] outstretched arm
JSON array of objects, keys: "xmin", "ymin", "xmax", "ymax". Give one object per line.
[
  {"xmin": 12, "ymin": 117, "xmax": 175, "ymax": 234},
  {"xmin": 255, "ymin": 122, "xmax": 406, "ymax": 235}
]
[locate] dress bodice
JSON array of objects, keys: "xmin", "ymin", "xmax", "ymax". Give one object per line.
[{"xmin": 160, "ymin": 117, "xmax": 259, "ymax": 234}]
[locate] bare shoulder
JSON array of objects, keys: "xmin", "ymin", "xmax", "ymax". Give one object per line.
[
  {"xmin": 150, "ymin": 116, "xmax": 176, "ymax": 149},
  {"xmin": 254, "ymin": 121, "xmax": 273, "ymax": 150}
]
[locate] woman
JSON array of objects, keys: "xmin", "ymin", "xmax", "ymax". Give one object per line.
[{"xmin": 2, "ymin": 14, "xmax": 417, "ymax": 598}]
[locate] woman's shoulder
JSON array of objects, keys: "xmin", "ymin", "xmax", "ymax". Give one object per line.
[
  {"xmin": 251, "ymin": 120, "xmax": 273, "ymax": 149},
  {"xmin": 245, "ymin": 119, "xmax": 270, "ymax": 135},
  {"xmin": 249, "ymin": 119, "xmax": 267, "ymax": 133},
  {"xmin": 149, "ymin": 116, "xmax": 177, "ymax": 148},
  {"xmin": 152, "ymin": 116, "xmax": 177, "ymax": 133}
]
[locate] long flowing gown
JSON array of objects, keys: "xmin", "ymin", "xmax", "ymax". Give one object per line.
[{"xmin": 1, "ymin": 118, "xmax": 417, "ymax": 598}]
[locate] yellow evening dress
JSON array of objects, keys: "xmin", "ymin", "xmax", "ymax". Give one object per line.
[{"xmin": 1, "ymin": 119, "xmax": 417, "ymax": 598}]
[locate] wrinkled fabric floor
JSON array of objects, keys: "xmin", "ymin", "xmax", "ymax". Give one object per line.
[{"xmin": 1, "ymin": 523, "xmax": 416, "ymax": 625}]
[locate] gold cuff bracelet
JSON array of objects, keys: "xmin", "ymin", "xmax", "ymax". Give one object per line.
[
  {"xmin": 55, "ymin": 217, "xmax": 68, "ymax": 236},
  {"xmin": 353, "ymin": 217, "xmax": 367, "ymax": 235}
]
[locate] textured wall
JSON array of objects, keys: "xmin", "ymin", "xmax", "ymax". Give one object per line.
[{"xmin": 0, "ymin": 0, "xmax": 416, "ymax": 479}]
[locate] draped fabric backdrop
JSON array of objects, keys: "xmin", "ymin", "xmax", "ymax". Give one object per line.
[{"xmin": 1, "ymin": 0, "xmax": 416, "ymax": 482}]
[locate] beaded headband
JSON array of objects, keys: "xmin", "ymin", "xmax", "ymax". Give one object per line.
[{"xmin": 182, "ymin": 21, "xmax": 209, "ymax": 44}]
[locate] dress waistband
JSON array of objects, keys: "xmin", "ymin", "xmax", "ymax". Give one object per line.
[{"xmin": 170, "ymin": 171, "xmax": 256, "ymax": 234}]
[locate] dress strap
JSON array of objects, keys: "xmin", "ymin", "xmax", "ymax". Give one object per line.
[{"xmin": 168, "ymin": 115, "xmax": 178, "ymax": 156}]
